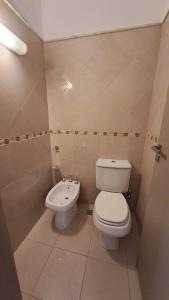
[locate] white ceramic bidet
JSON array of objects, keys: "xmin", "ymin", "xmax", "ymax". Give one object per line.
[{"xmin": 45, "ymin": 179, "xmax": 80, "ymax": 230}]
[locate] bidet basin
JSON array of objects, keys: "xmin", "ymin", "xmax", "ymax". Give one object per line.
[{"xmin": 45, "ymin": 179, "xmax": 80, "ymax": 229}]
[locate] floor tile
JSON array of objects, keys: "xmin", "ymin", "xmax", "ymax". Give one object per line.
[
  {"xmin": 124, "ymin": 216, "xmax": 140, "ymax": 268},
  {"xmin": 77, "ymin": 202, "xmax": 89, "ymax": 212},
  {"xmin": 27, "ymin": 209, "xmax": 59, "ymax": 246},
  {"xmin": 127, "ymin": 267, "xmax": 143, "ymax": 300},
  {"xmin": 33, "ymin": 248, "xmax": 86, "ymax": 300},
  {"xmin": 77, "ymin": 202, "xmax": 94, "ymax": 211},
  {"xmin": 19, "ymin": 208, "xmax": 141, "ymax": 300},
  {"xmin": 22, "ymin": 293, "xmax": 41, "ymax": 300},
  {"xmin": 89, "ymin": 227, "xmax": 127, "ymax": 265},
  {"xmin": 80, "ymin": 257, "xmax": 130, "ymax": 300},
  {"xmin": 15, "ymin": 239, "xmax": 52, "ymax": 294},
  {"xmin": 55, "ymin": 212, "xmax": 93, "ymax": 255},
  {"xmin": 77, "ymin": 202, "xmax": 93, "ymax": 226},
  {"xmin": 22, "ymin": 294, "xmax": 30, "ymax": 300}
]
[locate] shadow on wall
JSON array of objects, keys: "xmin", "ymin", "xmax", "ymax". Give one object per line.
[{"xmin": 130, "ymin": 167, "xmax": 142, "ymax": 211}]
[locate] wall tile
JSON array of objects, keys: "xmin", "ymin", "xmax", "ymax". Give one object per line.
[
  {"xmin": 45, "ymin": 26, "xmax": 160, "ymax": 205},
  {"xmin": 137, "ymin": 18, "xmax": 169, "ymax": 224},
  {"xmin": 0, "ymin": 2, "xmax": 52, "ymax": 250}
]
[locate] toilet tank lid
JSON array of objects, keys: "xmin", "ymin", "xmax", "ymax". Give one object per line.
[{"xmin": 96, "ymin": 159, "xmax": 132, "ymax": 169}]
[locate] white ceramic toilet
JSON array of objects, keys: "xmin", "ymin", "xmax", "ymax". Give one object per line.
[
  {"xmin": 46, "ymin": 179, "xmax": 80, "ymax": 230},
  {"xmin": 93, "ymin": 159, "xmax": 132, "ymax": 250}
]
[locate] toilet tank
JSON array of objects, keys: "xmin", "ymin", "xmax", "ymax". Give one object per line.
[{"xmin": 96, "ymin": 159, "xmax": 132, "ymax": 193}]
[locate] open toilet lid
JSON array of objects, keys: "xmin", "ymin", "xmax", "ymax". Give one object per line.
[{"xmin": 95, "ymin": 191, "xmax": 129, "ymax": 225}]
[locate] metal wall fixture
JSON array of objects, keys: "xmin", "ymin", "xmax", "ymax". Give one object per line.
[
  {"xmin": 151, "ymin": 144, "xmax": 167, "ymax": 162},
  {"xmin": 55, "ymin": 145, "xmax": 60, "ymax": 152},
  {"xmin": 0, "ymin": 23, "xmax": 28, "ymax": 55}
]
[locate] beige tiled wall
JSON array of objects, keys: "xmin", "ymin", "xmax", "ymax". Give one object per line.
[
  {"xmin": 45, "ymin": 26, "xmax": 161, "ymax": 206},
  {"xmin": 137, "ymin": 14, "xmax": 169, "ymax": 224},
  {"xmin": 0, "ymin": 198, "xmax": 22, "ymax": 300},
  {"xmin": 0, "ymin": 2, "xmax": 52, "ymax": 250}
]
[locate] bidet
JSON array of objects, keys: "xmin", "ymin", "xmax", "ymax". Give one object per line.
[{"xmin": 46, "ymin": 179, "xmax": 80, "ymax": 229}]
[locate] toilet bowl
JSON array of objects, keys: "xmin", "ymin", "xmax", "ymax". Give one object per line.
[
  {"xmin": 45, "ymin": 179, "xmax": 80, "ymax": 230},
  {"xmin": 94, "ymin": 158, "xmax": 132, "ymax": 250},
  {"xmin": 93, "ymin": 191, "xmax": 131, "ymax": 250}
]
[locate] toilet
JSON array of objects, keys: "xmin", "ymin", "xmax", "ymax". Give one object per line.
[
  {"xmin": 93, "ymin": 159, "xmax": 132, "ymax": 250},
  {"xmin": 45, "ymin": 179, "xmax": 80, "ymax": 230}
]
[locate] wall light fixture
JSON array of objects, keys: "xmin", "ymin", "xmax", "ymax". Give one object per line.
[{"xmin": 0, "ymin": 23, "xmax": 27, "ymax": 55}]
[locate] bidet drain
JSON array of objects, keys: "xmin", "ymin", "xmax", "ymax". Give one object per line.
[{"xmin": 65, "ymin": 197, "xmax": 69, "ymax": 200}]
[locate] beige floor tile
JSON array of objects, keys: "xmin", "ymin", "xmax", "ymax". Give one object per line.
[
  {"xmin": 33, "ymin": 248, "xmax": 86, "ymax": 300},
  {"xmin": 77, "ymin": 202, "xmax": 94, "ymax": 212},
  {"xmin": 55, "ymin": 212, "xmax": 93, "ymax": 255},
  {"xmin": 22, "ymin": 293, "xmax": 41, "ymax": 300},
  {"xmin": 15, "ymin": 239, "xmax": 52, "ymax": 294},
  {"xmin": 124, "ymin": 216, "xmax": 140, "ymax": 268},
  {"xmin": 127, "ymin": 267, "xmax": 143, "ymax": 300},
  {"xmin": 89, "ymin": 227, "xmax": 127, "ymax": 265},
  {"xmin": 27, "ymin": 209, "xmax": 59, "ymax": 246},
  {"xmin": 22, "ymin": 293, "xmax": 30, "ymax": 300},
  {"xmin": 80, "ymin": 257, "xmax": 130, "ymax": 300},
  {"xmin": 77, "ymin": 202, "xmax": 89, "ymax": 212},
  {"xmin": 77, "ymin": 202, "xmax": 93, "ymax": 226}
]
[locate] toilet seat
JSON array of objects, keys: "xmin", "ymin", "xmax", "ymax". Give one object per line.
[{"xmin": 95, "ymin": 191, "xmax": 129, "ymax": 226}]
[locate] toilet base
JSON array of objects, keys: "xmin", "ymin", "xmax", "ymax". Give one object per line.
[
  {"xmin": 55, "ymin": 204, "xmax": 77, "ymax": 230},
  {"xmin": 99, "ymin": 233, "xmax": 119, "ymax": 250}
]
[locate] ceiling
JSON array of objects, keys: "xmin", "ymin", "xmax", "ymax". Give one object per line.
[{"xmin": 7, "ymin": 0, "xmax": 169, "ymax": 41}]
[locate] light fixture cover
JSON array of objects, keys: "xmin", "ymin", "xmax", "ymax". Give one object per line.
[{"xmin": 0, "ymin": 24, "xmax": 27, "ymax": 55}]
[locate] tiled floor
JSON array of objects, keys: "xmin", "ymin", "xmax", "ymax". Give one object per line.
[{"xmin": 14, "ymin": 203, "xmax": 142, "ymax": 300}]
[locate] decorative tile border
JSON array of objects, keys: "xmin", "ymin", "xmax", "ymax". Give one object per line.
[
  {"xmin": 0, "ymin": 130, "xmax": 51, "ymax": 148},
  {"xmin": 0, "ymin": 129, "xmax": 157, "ymax": 148},
  {"xmin": 50, "ymin": 129, "xmax": 142, "ymax": 137},
  {"xmin": 146, "ymin": 133, "xmax": 158, "ymax": 143}
]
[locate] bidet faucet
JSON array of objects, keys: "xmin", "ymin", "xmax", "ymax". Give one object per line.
[
  {"xmin": 62, "ymin": 176, "xmax": 66, "ymax": 182},
  {"xmin": 74, "ymin": 177, "xmax": 79, "ymax": 184},
  {"xmin": 68, "ymin": 175, "xmax": 73, "ymax": 182}
]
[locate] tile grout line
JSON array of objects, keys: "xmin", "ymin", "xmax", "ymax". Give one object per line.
[
  {"xmin": 78, "ymin": 223, "xmax": 94, "ymax": 300},
  {"xmin": 24, "ymin": 211, "xmax": 113, "ymax": 300},
  {"xmin": 126, "ymin": 268, "xmax": 132, "ymax": 300},
  {"xmin": 87, "ymin": 252, "xmax": 127, "ymax": 266},
  {"xmin": 23, "ymin": 211, "xmax": 134, "ymax": 300},
  {"xmin": 86, "ymin": 222, "xmax": 95, "ymax": 257},
  {"xmin": 27, "ymin": 210, "xmax": 93, "ymax": 254},
  {"xmin": 30, "ymin": 245, "xmax": 54, "ymax": 299},
  {"xmin": 78, "ymin": 254, "xmax": 89, "ymax": 300},
  {"xmin": 124, "ymin": 240, "xmax": 132, "ymax": 300},
  {"xmin": 21, "ymin": 210, "xmax": 139, "ymax": 300},
  {"xmin": 22, "ymin": 291, "xmax": 42, "ymax": 300},
  {"xmin": 23, "ymin": 212, "xmax": 59, "ymax": 299},
  {"xmin": 54, "ymin": 245, "xmax": 88, "ymax": 258},
  {"xmin": 28, "ymin": 210, "xmax": 92, "ymax": 298},
  {"xmin": 57, "ymin": 214, "xmax": 92, "ymax": 260},
  {"xmin": 21, "ymin": 291, "xmax": 32, "ymax": 298},
  {"xmin": 27, "ymin": 236, "xmax": 58, "ymax": 249},
  {"xmin": 30, "ymin": 296, "xmax": 43, "ymax": 300},
  {"xmin": 88, "ymin": 221, "xmax": 131, "ymax": 267}
]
